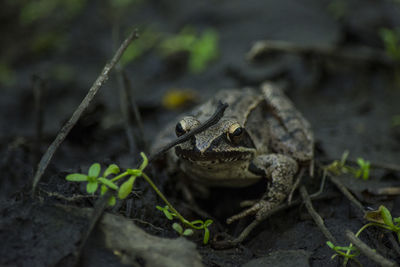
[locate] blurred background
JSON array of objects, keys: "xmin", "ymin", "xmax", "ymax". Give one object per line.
[
  {"xmin": 1, "ymin": 1, "xmax": 400, "ymax": 266},
  {"xmin": 1, "ymin": 0, "xmax": 400, "ymax": 193}
]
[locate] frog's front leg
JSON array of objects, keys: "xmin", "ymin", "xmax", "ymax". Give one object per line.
[{"xmin": 227, "ymin": 154, "xmax": 298, "ymax": 224}]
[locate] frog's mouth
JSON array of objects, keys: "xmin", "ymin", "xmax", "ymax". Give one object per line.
[{"xmin": 175, "ymin": 146, "xmax": 253, "ymax": 162}]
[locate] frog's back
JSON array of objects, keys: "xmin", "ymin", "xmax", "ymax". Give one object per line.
[{"xmin": 192, "ymin": 88, "xmax": 263, "ymax": 126}]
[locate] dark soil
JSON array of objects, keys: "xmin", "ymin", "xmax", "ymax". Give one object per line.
[{"xmin": 1, "ymin": 0, "xmax": 400, "ymax": 266}]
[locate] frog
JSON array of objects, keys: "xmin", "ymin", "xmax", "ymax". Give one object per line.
[{"xmin": 152, "ymin": 81, "xmax": 314, "ymax": 240}]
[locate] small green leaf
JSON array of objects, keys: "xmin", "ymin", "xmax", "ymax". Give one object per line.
[
  {"xmin": 103, "ymin": 164, "xmax": 120, "ymax": 177},
  {"xmin": 326, "ymin": 241, "xmax": 335, "ymax": 249},
  {"xmin": 118, "ymin": 176, "xmax": 136, "ymax": 199},
  {"xmin": 183, "ymin": 229, "xmax": 194, "ymax": 236},
  {"xmin": 203, "ymin": 227, "xmax": 210, "ymax": 244},
  {"xmin": 172, "ymin": 223, "xmax": 183, "ymax": 234},
  {"xmin": 98, "ymin": 177, "xmax": 118, "ymax": 190},
  {"xmin": 66, "ymin": 173, "xmax": 88, "ymax": 182},
  {"xmin": 87, "ymin": 181, "xmax": 99, "ymax": 194},
  {"xmin": 88, "ymin": 163, "xmax": 101, "ymax": 178},
  {"xmin": 380, "ymin": 205, "xmax": 394, "ymax": 227},
  {"xmin": 108, "ymin": 196, "xmax": 116, "ymax": 206},
  {"xmin": 163, "ymin": 208, "xmax": 173, "ymax": 220},
  {"xmin": 139, "ymin": 152, "xmax": 148, "ymax": 171},
  {"xmin": 100, "ymin": 185, "xmax": 108, "ymax": 195},
  {"xmin": 156, "ymin": 205, "xmax": 164, "ymax": 211}
]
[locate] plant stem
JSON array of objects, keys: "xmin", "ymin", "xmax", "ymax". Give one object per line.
[
  {"xmin": 344, "ymin": 222, "xmax": 390, "ymax": 265},
  {"xmin": 110, "ymin": 172, "xmax": 131, "ymax": 182},
  {"xmin": 141, "ymin": 173, "xmax": 202, "ymax": 229}
]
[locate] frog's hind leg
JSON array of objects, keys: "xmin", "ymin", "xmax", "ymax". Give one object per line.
[{"xmin": 261, "ymin": 82, "xmax": 314, "ymax": 162}]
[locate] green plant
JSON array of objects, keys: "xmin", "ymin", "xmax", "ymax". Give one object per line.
[
  {"xmin": 380, "ymin": 28, "xmax": 400, "ymax": 62},
  {"xmin": 326, "ymin": 241, "xmax": 360, "ymax": 263},
  {"xmin": 156, "ymin": 205, "xmax": 213, "ymax": 244},
  {"xmin": 327, "ymin": 205, "xmax": 400, "ymax": 265},
  {"xmin": 65, "ymin": 152, "xmax": 213, "ymax": 244},
  {"xmin": 325, "ymin": 150, "xmax": 370, "ymax": 180},
  {"xmin": 159, "ymin": 27, "xmax": 219, "ymax": 73}
]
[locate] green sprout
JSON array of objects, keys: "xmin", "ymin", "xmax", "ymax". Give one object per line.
[
  {"xmin": 156, "ymin": 205, "xmax": 213, "ymax": 244},
  {"xmin": 326, "ymin": 241, "xmax": 360, "ymax": 263},
  {"xmin": 66, "ymin": 152, "xmax": 213, "ymax": 244},
  {"xmin": 327, "ymin": 205, "xmax": 400, "ymax": 265},
  {"xmin": 325, "ymin": 151, "xmax": 370, "ymax": 180}
]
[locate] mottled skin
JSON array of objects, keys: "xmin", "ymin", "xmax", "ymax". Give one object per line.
[{"xmin": 152, "ymin": 82, "xmax": 314, "ymax": 224}]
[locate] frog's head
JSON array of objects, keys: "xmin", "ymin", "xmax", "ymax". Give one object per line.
[{"xmin": 173, "ymin": 116, "xmax": 256, "ymax": 163}]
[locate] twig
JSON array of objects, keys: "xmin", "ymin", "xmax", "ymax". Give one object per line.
[
  {"xmin": 299, "ymin": 185, "xmax": 337, "ymax": 243},
  {"xmin": 39, "ymin": 188, "xmax": 97, "ymax": 201},
  {"xmin": 148, "ymin": 101, "xmax": 229, "ymax": 162},
  {"xmin": 247, "ymin": 40, "xmax": 395, "ymax": 66},
  {"xmin": 32, "ymin": 75, "xmax": 45, "ymax": 166},
  {"xmin": 122, "ymin": 71, "xmax": 146, "ymax": 152},
  {"xmin": 117, "ymin": 69, "xmax": 138, "ymax": 154},
  {"xmin": 72, "ymin": 191, "xmax": 112, "ymax": 266},
  {"xmin": 345, "ymin": 230, "xmax": 398, "ymax": 267},
  {"xmin": 328, "ymin": 173, "xmax": 365, "ymax": 214},
  {"xmin": 323, "ymin": 157, "xmax": 400, "ymax": 173},
  {"xmin": 212, "ymin": 191, "xmax": 339, "ymax": 249},
  {"xmin": 31, "ymin": 29, "xmax": 139, "ymax": 196},
  {"xmin": 388, "ymin": 233, "xmax": 400, "ymax": 257},
  {"xmin": 288, "ymin": 167, "xmax": 305, "ymax": 203}
]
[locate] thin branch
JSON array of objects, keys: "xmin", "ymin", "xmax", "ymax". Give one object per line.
[
  {"xmin": 247, "ymin": 40, "xmax": 395, "ymax": 66},
  {"xmin": 117, "ymin": 69, "xmax": 138, "ymax": 154},
  {"xmin": 212, "ymin": 191, "xmax": 339, "ymax": 249},
  {"xmin": 31, "ymin": 29, "xmax": 139, "ymax": 196},
  {"xmin": 39, "ymin": 188, "xmax": 97, "ymax": 201},
  {"xmin": 345, "ymin": 230, "xmax": 398, "ymax": 267},
  {"xmin": 71, "ymin": 191, "xmax": 113, "ymax": 266},
  {"xmin": 328, "ymin": 173, "xmax": 365, "ymax": 214},
  {"xmin": 299, "ymin": 185, "xmax": 337, "ymax": 243},
  {"xmin": 32, "ymin": 75, "xmax": 45, "ymax": 166},
  {"xmin": 148, "ymin": 101, "xmax": 229, "ymax": 162}
]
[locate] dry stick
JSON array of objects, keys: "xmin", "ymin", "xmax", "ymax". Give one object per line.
[
  {"xmin": 345, "ymin": 230, "xmax": 398, "ymax": 267},
  {"xmin": 328, "ymin": 173, "xmax": 365, "ymax": 214},
  {"xmin": 299, "ymin": 185, "xmax": 337, "ymax": 243},
  {"xmin": 213, "ymin": 191, "xmax": 340, "ymax": 249},
  {"xmin": 117, "ymin": 69, "xmax": 137, "ymax": 154},
  {"xmin": 246, "ymin": 40, "xmax": 395, "ymax": 66},
  {"xmin": 31, "ymin": 29, "xmax": 139, "ymax": 196},
  {"xmin": 32, "ymin": 75, "xmax": 45, "ymax": 166},
  {"xmin": 387, "ymin": 233, "xmax": 400, "ymax": 257},
  {"xmin": 148, "ymin": 101, "xmax": 229, "ymax": 162},
  {"xmin": 122, "ymin": 71, "xmax": 147, "ymax": 152},
  {"xmin": 72, "ymin": 190, "xmax": 113, "ymax": 266}
]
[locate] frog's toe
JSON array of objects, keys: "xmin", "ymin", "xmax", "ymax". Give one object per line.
[
  {"xmin": 226, "ymin": 200, "xmax": 268, "ymax": 224},
  {"xmin": 239, "ymin": 199, "xmax": 258, "ymax": 207}
]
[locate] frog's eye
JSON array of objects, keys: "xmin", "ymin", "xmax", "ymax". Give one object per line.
[
  {"xmin": 175, "ymin": 121, "xmax": 187, "ymax": 137},
  {"xmin": 227, "ymin": 123, "xmax": 244, "ymax": 144}
]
